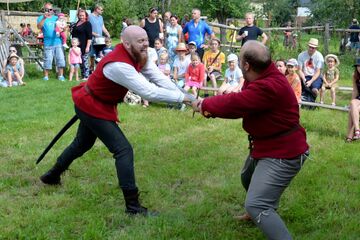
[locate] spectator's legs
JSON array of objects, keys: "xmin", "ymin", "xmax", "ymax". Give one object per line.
[
  {"xmin": 191, "ymin": 86, "xmax": 197, "ymax": 96},
  {"xmin": 43, "ymin": 46, "xmax": 54, "ymax": 79},
  {"xmin": 60, "ymin": 31, "xmax": 67, "ymax": 45},
  {"xmin": 209, "ymin": 74, "xmax": 218, "ymax": 95},
  {"xmin": 319, "ymin": 86, "xmax": 326, "ymax": 103},
  {"xmin": 13, "ymin": 72, "xmax": 24, "ymax": 85},
  {"xmin": 330, "ymin": 87, "xmax": 336, "ymax": 105},
  {"xmin": 54, "ymin": 45, "xmax": 66, "ymax": 78},
  {"xmin": 69, "ymin": 65, "xmax": 75, "ymax": 81},
  {"xmin": 75, "ymin": 66, "xmax": 79, "ymax": 81},
  {"xmin": 350, "ymin": 99, "xmax": 360, "ymax": 132},
  {"xmin": 6, "ymin": 71, "xmax": 13, "ymax": 87},
  {"xmin": 80, "ymin": 52, "xmax": 90, "ymax": 80}
]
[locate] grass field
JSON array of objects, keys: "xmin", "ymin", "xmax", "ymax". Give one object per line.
[{"xmin": 1, "ymin": 34, "xmax": 360, "ymax": 239}]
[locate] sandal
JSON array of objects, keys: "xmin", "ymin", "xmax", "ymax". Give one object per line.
[
  {"xmin": 353, "ymin": 130, "xmax": 360, "ymax": 140},
  {"xmin": 345, "ymin": 137, "xmax": 353, "ymax": 143}
]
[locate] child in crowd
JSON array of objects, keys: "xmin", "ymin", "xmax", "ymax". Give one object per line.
[
  {"xmin": 158, "ymin": 52, "xmax": 171, "ymax": 77},
  {"xmin": 346, "ymin": 57, "xmax": 360, "ymax": 142},
  {"xmin": 154, "ymin": 38, "xmax": 168, "ymax": 65},
  {"xmin": 218, "ymin": 54, "xmax": 244, "ymax": 95},
  {"xmin": 4, "ymin": 53, "xmax": 25, "ymax": 87},
  {"xmin": 320, "ymin": 54, "xmax": 340, "ymax": 105},
  {"xmin": 173, "ymin": 42, "xmax": 191, "ymax": 88},
  {"xmin": 285, "ymin": 58, "xmax": 302, "ymax": 103},
  {"xmin": 187, "ymin": 41, "xmax": 197, "ymax": 55},
  {"xmin": 184, "ymin": 53, "xmax": 205, "ymax": 96},
  {"xmin": 99, "ymin": 37, "xmax": 114, "ymax": 58},
  {"xmin": 55, "ymin": 13, "xmax": 69, "ymax": 48},
  {"xmin": 203, "ymin": 38, "xmax": 225, "ymax": 95},
  {"xmin": 68, "ymin": 38, "xmax": 82, "ymax": 81},
  {"xmin": 275, "ymin": 59, "xmax": 287, "ymax": 75}
]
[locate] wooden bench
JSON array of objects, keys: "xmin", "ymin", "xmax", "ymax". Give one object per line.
[{"xmin": 196, "ymin": 86, "xmax": 219, "ymax": 98}]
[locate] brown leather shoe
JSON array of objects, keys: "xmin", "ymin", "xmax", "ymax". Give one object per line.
[{"xmin": 233, "ymin": 212, "xmax": 252, "ymax": 222}]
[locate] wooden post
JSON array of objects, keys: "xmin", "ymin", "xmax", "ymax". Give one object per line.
[{"xmin": 324, "ymin": 23, "xmax": 330, "ymax": 55}]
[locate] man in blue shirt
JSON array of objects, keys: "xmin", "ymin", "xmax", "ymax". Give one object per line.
[
  {"xmin": 88, "ymin": 4, "xmax": 111, "ymax": 72},
  {"xmin": 37, "ymin": 2, "xmax": 65, "ymax": 81},
  {"xmin": 182, "ymin": 8, "xmax": 215, "ymax": 60}
]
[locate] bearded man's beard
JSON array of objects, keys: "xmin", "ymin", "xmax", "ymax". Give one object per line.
[{"xmin": 131, "ymin": 45, "xmax": 148, "ymax": 67}]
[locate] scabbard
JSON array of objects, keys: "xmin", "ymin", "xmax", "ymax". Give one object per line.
[{"xmin": 36, "ymin": 115, "xmax": 79, "ymax": 164}]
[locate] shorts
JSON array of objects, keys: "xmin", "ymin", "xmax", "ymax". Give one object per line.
[
  {"xmin": 305, "ymin": 75, "xmax": 323, "ymax": 90},
  {"xmin": 70, "ymin": 63, "xmax": 80, "ymax": 68},
  {"xmin": 43, "ymin": 45, "xmax": 66, "ymax": 70},
  {"xmin": 207, "ymin": 70, "xmax": 222, "ymax": 81}
]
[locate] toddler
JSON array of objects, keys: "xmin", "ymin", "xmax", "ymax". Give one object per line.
[
  {"xmin": 285, "ymin": 58, "xmax": 302, "ymax": 103},
  {"xmin": 320, "ymin": 54, "xmax": 340, "ymax": 105},
  {"xmin": 55, "ymin": 13, "xmax": 69, "ymax": 48},
  {"xmin": 68, "ymin": 38, "xmax": 82, "ymax": 81},
  {"xmin": 5, "ymin": 53, "xmax": 25, "ymax": 87},
  {"xmin": 218, "ymin": 54, "xmax": 244, "ymax": 95},
  {"xmin": 97, "ymin": 37, "xmax": 114, "ymax": 62},
  {"xmin": 158, "ymin": 52, "xmax": 171, "ymax": 77},
  {"xmin": 184, "ymin": 53, "xmax": 205, "ymax": 96},
  {"xmin": 187, "ymin": 41, "xmax": 197, "ymax": 54}
]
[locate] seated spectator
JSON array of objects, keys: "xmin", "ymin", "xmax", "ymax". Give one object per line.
[
  {"xmin": 203, "ymin": 38, "xmax": 225, "ymax": 95},
  {"xmin": 275, "ymin": 59, "xmax": 287, "ymax": 75},
  {"xmin": 0, "ymin": 53, "xmax": 25, "ymax": 87},
  {"xmin": 157, "ymin": 52, "xmax": 171, "ymax": 77},
  {"xmin": 298, "ymin": 38, "xmax": 324, "ymax": 99},
  {"xmin": 1, "ymin": 46, "xmax": 25, "ymax": 87},
  {"xmin": 286, "ymin": 58, "xmax": 302, "ymax": 103},
  {"xmin": 218, "ymin": 53, "xmax": 244, "ymax": 95},
  {"xmin": 173, "ymin": 42, "xmax": 191, "ymax": 88},
  {"xmin": 184, "ymin": 53, "xmax": 205, "ymax": 96},
  {"xmin": 187, "ymin": 41, "xmax": 197, "ymax": 55},
  {"xmin": 320, "ymin": 54, "xmax": 340, "ymax": 105},
  {"xmin": 346, "ymin": 57, "xmax": 360, "ymax": 142},
  {"xmin": 154, "ymin": 38, "xmax": 167, "ymax": 65}
]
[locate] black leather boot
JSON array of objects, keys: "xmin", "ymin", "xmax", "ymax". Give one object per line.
[
  {"xmin": 40, "ymin": 162, "xmax": 66, "ymax": 185},
  {"xmin": 123, "ymin": 188, "xmax": 158, "ymax": 216}
]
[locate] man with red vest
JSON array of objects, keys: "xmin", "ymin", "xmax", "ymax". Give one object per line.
[
  {"xmin": 192, "ymin": 41, "xmax": 309, "ymax": 239},
  {"xmin": 40, "ymin": 26, "xmax": 193, "ymax": 216}
]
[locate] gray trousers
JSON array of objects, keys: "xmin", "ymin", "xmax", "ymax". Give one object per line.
[{"xmin": 241, "ymin": 152, "xmax": 308, "ymax": 240}]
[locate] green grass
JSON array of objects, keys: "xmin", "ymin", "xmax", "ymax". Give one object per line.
[{"xmin": 1, "ymin": 34, "xmax": 360, "ymax": 239}]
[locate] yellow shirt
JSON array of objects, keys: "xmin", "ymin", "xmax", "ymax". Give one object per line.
[{"xmin": 203, "ymin": 50, "xmax": 225, "ymax": 72}]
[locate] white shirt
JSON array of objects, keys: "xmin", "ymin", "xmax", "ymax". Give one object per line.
[
  {"xmin": 103, "ymin": 59, "xmax": 185, "ymax": 103},
  {"xmin": 298, "ymin": 50, "xmax": 324, "ymax": 76}
]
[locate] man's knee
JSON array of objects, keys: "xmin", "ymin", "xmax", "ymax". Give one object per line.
[{"xmin": 113, "ymin": 143, "xmax": 133, "ymax": 159}]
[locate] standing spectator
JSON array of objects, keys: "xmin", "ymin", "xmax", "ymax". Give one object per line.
[
  {"xmin": 68, "ymin": 38, "xmax": 82, "ymax": 82},
  {"xmin": 182, "ymin": 8, "xmax": 215, "ymax": 60},
  {"xmin": 37, "ymin": 2, "xmax": 66, "ymax": 81},
  {"xmin": 202, "ymin": 38, "xmax": 225, "ymax": 95},
  {"xmin": 163, "ymin": 11, "xmax": 172, "ymax": 30},
  {"xmin": 89, "ymin": 4, "xmax": 111, "ymax": 72},
  {"xmin": 166, "ymin": 15, "xmax": 182, "ymax": 67},
  {"xmin": 297, "ymin": 38, "xmax": 324, "ymax": 98},
  {"xmin": 140, "ymin": 7, "xmax": 164, "ymax": 48},
  {"xmin": 236, "ymin": 12, "xmax": 268, "ymax": 46},
  {"xmin": 319, "ymin": 54, "xmax": 340, "ymax": 105},
  {"xmin": 20, "ymin": 23, "xmax": 29, "ymax": 37},
  {"xmin": 346, "ymin": 57, "xmax": 360, "ymax": 142},
  {"xmin": 192, "ymin": 41, "xmax": 309, "ymax": 240},
  {"xmin": 71, "ymin": 9, "xmax": 92, "ymax": 81},
  {"xmin": 286, "ymin": 58, "xmax": 302, "ymax": 103},
  {"xmin": 181, "ymin": 14, "xmax": 190, "ymax": 28},
  {"xmin": 349, "ymin": 19, "xmax": 360, "ymax": 55}
]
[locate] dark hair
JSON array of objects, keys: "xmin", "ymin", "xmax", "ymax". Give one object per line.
[
  {"xmin": 170, "ymin": 15, "xmax": 178, "ymax": 20},
  {"xmin": 149, "ymin": 7, "xmax": 158, "ymax": 13},
  {"xmin": 275, "ymin": 59, "xmax": 286, "ymax": 65},
  {"xmin": 154, "ymin": 38, "xmax": 163, "ymax": 44},
  {"xmin": 354, "ymin": 67, "xmax": 360, "ymax": 82}
]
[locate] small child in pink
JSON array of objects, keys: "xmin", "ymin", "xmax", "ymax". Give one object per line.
[
  {"xmin": 56, "ymin": 13, "xmax": 69, "ymax": 48},
  {"xmin": 68, "ymin": 38, "xmax": 82, "ymax": 81},
  {"xmin": 158, "ymin": 52, "xmax": 171, "ymax": 78},
  {"xmin": 184, "ymin": 53, "xmax": 205, "ymax": 96}
]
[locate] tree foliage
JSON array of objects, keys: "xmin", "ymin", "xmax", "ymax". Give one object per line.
[{"xmin": 262, "ymin": 0, "xmax": 298, "ymax": 27}]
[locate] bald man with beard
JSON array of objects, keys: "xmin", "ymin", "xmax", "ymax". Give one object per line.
[
  {"xmin": 192, "ymin": 41, "xmax": 309, "ymax": 239},
  {"xmin": 40, "ymin": 26, "xmax": 194, "ymax": 216}
]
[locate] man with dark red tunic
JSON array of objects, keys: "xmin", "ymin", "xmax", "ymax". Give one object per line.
[
  {"xmin": 40, "ymin": 26, "xmax": 193, "ymax": 216},
  {"xmin": 192, "ymin": 41, "xmax": 309, "ymax": 239}
]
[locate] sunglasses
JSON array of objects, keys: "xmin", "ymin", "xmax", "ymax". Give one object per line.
[{"xmin": 44, "ymin": 8, "xmax": 53, "ymax": 12}]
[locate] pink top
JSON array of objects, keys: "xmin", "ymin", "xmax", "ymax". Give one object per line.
[{"xmin": 69, "ymin": 47, "xmax": 82, "ymax": 64}]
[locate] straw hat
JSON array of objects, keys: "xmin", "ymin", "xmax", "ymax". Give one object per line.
[
  {"xmin": 286, "ymin": 58, "xmax": 298, "ymax": 67},
  {"xmin": 8, "ymin": 53, "xmax": 19, "ymax": 60},
  {"xmin": 308, "ymin": 38, "xmax": 319, "ymax": 48},
  {"xmin": 227, "ymin": 53, "xmax": 238, "ymax": 62},
  {"xmin": 325, "ymin": 54, "xmax": 340, "ymax": 66},
  {"xmin": 354, "ymin": 57, "xmax": 360, "ymax": 67},
  {"xmin": 175, "ymin": 42, "xmax": 187, "ymax": 51}
]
